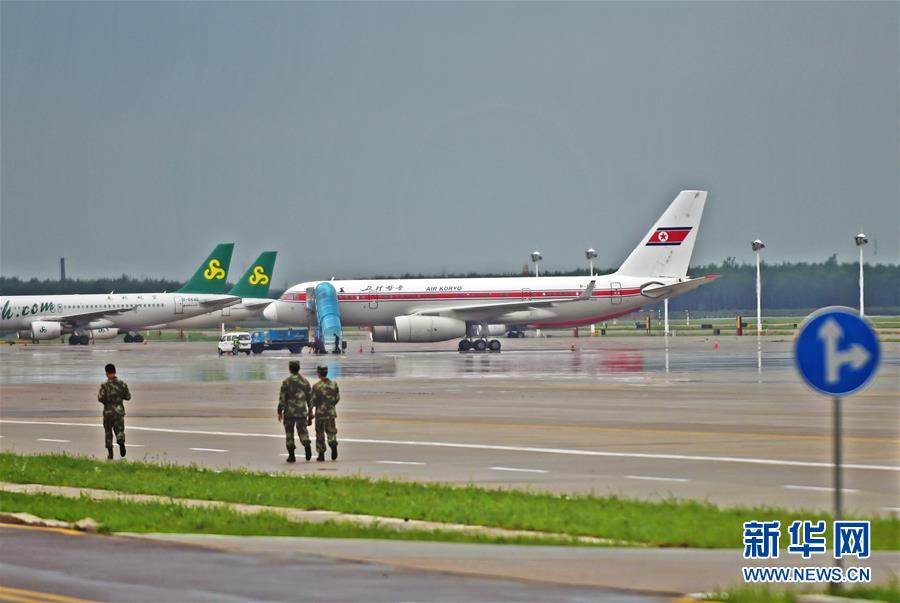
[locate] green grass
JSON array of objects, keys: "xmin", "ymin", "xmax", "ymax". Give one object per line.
[
  {"xmin": 2, "ymin": 453, "xmax": 898, "ymax": 549},
  {"xmin": 706, "ymin": 580, "xmax": 900, "ymax": 602},
  {"xmin": 0, "ymin": 491, "xmax": 580, "ymax": 545}
]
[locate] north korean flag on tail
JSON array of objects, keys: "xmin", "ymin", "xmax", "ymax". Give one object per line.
[{"xmin": 646, "ymin": 227, "xmax": 692, "ymax": 246}]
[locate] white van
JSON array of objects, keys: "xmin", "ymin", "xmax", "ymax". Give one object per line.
[{"xmin": 218, "ymin": 332, "xmax": 251, "ymax": 355}]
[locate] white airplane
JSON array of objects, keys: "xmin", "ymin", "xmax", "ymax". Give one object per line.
[
  {"xmin": 149, "ymin": 251, "xmax": 278, "ymax": 331},
  {"xmin": 0, "ymin": 244, "xmax": 241, "ymax": 345},
  {"xmin": 264, "ymin": 190, "xmax": 717, "ymax": 351}
]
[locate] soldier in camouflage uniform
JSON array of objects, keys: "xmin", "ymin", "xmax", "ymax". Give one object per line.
[
  {"xmin": 309, "ymin": 364, "xmax": 340, "ymax": 461},
  {"xmin": 97, "ymin": 363, "xmax": 131, "ymax": 460},
  {"xmin": 277, "ymin": 360, "xmax": 312, "ymax": 462}
]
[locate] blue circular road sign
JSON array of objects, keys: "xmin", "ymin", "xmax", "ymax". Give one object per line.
[{"xmin": 794, "ymin": 306, "xmax": 881, "ymax": 397}]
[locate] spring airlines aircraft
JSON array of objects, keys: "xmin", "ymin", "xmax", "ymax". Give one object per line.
[
  {"xmin": 0, "ymin": 244, "xmax": 241, "ymax": 345},
  {"xmin": 150, "ymin": 251, "xmax": 278, "ymax": 330},
  {"xmin": 264, "ymin": 191, "xmax": 717, "ymax": 351}
]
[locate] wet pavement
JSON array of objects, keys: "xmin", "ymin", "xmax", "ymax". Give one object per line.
[{"xmin": 1, "ymin": 337, "xmax": 898, "ymax": 513}]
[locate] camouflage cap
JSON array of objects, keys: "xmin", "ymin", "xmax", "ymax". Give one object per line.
[
  {"xmin": 289, "ymin": 360, "xmax": 300, "ymax": 372},
  {"xmin": 316, "ymin": 364, "xmax": 328, "ymax": 374}
]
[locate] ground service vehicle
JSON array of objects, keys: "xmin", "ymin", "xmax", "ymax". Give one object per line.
[
  {"xmin": 250, "ymin": 328, "xmax": 309, "ymax": 354},
  {"xmin": 218, "ymin": 332, "xmax": 251, "ymax": 355}
]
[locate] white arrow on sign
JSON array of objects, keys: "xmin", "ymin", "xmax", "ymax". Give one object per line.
[{"xmin": 818, "ymin": 318, "xmax": 870, "ymax": 384}]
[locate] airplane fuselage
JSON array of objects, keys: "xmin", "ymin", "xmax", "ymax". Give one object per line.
[
  {"xmin": 268, "ymin": 274, "xmax": 683, "ymax": 329},
  {"xmin": 0, "ymin": 293, "xmax": 237, "ymax": 336},
  {"xmin": 154, "ymin": 298, "xmax": 275, "ymax": 330}
]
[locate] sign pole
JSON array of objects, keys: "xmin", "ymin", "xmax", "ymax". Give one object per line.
[{"xmin": 831, "ymin": 395, "xmax": 843, "ymax": 593}]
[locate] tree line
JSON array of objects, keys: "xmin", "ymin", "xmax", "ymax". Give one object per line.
[{"xmin": 2, "ymin": 257, "xmax": 897, "ymax": 313}]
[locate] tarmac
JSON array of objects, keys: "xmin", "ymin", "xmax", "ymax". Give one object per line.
[
  {"xmin": 0, "ymin": 524, "xmax": 657, "ymax": 602},
  {"xmin": 1, "ymin": 336, "xmax": 898, "ymax": 599},
  {"xmin": 1, "ymin": 336, "xmax": 897, "ymax": 514}
]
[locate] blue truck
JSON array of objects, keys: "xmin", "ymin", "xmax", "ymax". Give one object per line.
[{"xmin": 250, "ymin": 328, "xmax": 310, "ymax": 354}]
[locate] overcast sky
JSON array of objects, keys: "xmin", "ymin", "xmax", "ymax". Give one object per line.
[{"xmin": 2, "ymin": 1, "xmax": 897, "ymax": 286}]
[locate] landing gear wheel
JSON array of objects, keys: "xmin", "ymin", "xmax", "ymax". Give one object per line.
[
  {"xmin": 473, "ymin": 339, "xmax": 487, "ymax": 352},
  {"xmin": 458, "ymin": 339, "xmax": 472, "ymax": 352},
  {"xmin": 68, "ymin": 335, "xmax": 79, "ymax": 345},
  {"xmin": 488, "ymin": 339, "xmax": 501, "ymax": 352},
  {"xmin": 124, "ymin": 334, "xmax": 134, "ymax": 343},
  {"xmin": 134, "ymin": 334, "xmax": 144, "ymax": 343},
  {"xmin": 79, "ymin": 335, "xmax": 90, "ymax": 345}
]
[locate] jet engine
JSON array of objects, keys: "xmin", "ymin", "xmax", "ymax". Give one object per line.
[
  {"xmin": 370, "ymin": 326, "xmax": 397, "ymax": 343},
  {"xmin": 88, "ymin": 328, "xmax": 119, "ymax": 340},
  {"xmin": 29, "ymin": 321, "xmax": 62, "ymax": 340},
  {"xmin": 393, "ymin": 315, "xmax": 467, "ymax": 343}
]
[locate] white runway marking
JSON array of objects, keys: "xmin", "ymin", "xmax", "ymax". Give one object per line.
[
  {"xmin": 491, "ymin": 466, "xmax": 548, "ymax": 474},
  {"xmin": 783, "ymin": 485, "xmax": 860, "ymax": 494},
  {"xmin": 377, "ymin": 460, "xmax": 426, "ymax": 466},
  {"xmin": 2, "ymin": 420, "xmax": 899, "ymax": 473},
  {"xmin": 189, "ymin": 448, "xmax": 228, "ymax": 453},
  {"xmin": 127, "ymin": 444, "xmax": 144, "ymax": 448},
  {"xmin": 624, "ymin": 475, "xmax": 688, "ymax": 483},
  {"xmin": 36, "ymin": 438, "xmax": 69, "ymax": 443},
  {"xmin": 881, "ymin": 507, "xmax": 900, "ymax": 513}
]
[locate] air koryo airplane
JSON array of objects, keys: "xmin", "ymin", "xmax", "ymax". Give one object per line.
[
  {"xmin": 0, "ymin": 244, "xmax": 241, "ymax": 344},
  {"xmin": 265, "ymin": 191, "xmax": 717, "ymax": 351}
]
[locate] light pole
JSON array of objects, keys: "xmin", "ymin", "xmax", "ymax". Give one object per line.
[
  {"xmin": 751, "ymin": 239, "xmax": 765, "ymax": 336},
  {"xmin": 752, "ymin": 239, "xmax": 765, "ymax": 373},
  {"xmin": 531, "ymin": 251, "xmax": 542, "ymax": 278},
  {"xmin": 584, "ymin": 248, "xmax": 597, "ymax": 277},
  {"xmin": 855, "ymin": 233, "xmax": 868, "ymax": 317}
]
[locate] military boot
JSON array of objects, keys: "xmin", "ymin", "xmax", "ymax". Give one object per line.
[
  {"xmin": 119, "ymin": 443, "xmax": 126, "ymax": 458},
  {"xmin": 303, "ymin": 442, "xmax": 312, "ymax": 461},
  {"xmin": 286, "ymin": 450, "xmax": 296, "ymax": 463},
  {"xmin": 316, "ymin": 450, "xmax": 325, "ymax": 462},
  {"xmin": 106, "ymin": 446, "xmax": 114, "ymax": 460},
  {"xmin": 330, "ymin": 442, "xmax": 338, "ymax": 460}
]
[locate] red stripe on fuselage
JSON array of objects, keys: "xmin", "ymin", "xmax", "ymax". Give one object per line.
[{"xmin": 279, "ymin": 288, "xmax": 642, "ymax": 303}]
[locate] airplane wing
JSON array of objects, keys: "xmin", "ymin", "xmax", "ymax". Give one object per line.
[
  {"xmin": 639, "ymin": 275, "xmax": 719, "ymax": 299},
  {"xmin": 199, "ymin": 295, "xmax": 242, "ymax": 308},
  {"xmin": 39, "ymin": 307, "xmax": 137, "ymax": 327},
  {"xmin": 415, "ymin": 281, "xmax": 596, "ymax": 318},
  {"xmin": 239, "ymin": 298, "xmax": 275, "ymax": 310}
]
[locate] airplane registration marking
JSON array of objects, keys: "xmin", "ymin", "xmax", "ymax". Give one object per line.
[{"xmin": 3, "ymin": 421, "xmax": 898, "ymax": 472}]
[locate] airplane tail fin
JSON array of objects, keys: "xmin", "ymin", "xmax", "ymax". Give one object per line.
[
  {"xmin": 615, "ymin": 190, "xmax": 707, "ymax": 278},
  {"xmin": 177, "ymin": 243, "xmax": 235, "ymax": 294},
  {"xmin": 228, "ymin": 251, "xmax": 277, "ymax": 298}
]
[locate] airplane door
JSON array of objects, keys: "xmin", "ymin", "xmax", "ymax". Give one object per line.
[
  {"xmin": 611, "ymin": 283, "xmax": 622, "ymax": 304},
  {"xmin": 368, "ymin": 293, "xmax": 378, "ymax": 310},
  {"xmin": 522, "ymin": 288, "xmax": 533, "ymax": 301},
  {"xmin": 174, "ymin": 296, "xmax": 185, "ymax": 314}
]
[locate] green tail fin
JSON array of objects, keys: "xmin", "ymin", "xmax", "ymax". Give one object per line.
[
  {"xmin": 176, "ymin": 243, "xmax": 235, "ymax": 294},
  {"xmin": 228, "ymin": 251, "xmax": 277, "ymax": 298}
]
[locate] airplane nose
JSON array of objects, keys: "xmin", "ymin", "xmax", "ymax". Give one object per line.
[{"xmin": 262, "ymin": 302, "xmax": 278, "ymax": 322}]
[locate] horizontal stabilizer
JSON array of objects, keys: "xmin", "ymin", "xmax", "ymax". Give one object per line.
[{"xmin": 640, "ymin": 275, "xmax": 719, "ymax": 299}]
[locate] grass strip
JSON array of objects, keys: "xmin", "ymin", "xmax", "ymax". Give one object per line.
[
  {"xmin": 0, "ymin": 491, "xmax": 584, "ymax": 546},
  {"xmin": 1, "ymin": 452, "xmax": 897, "ymax": 549}
]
